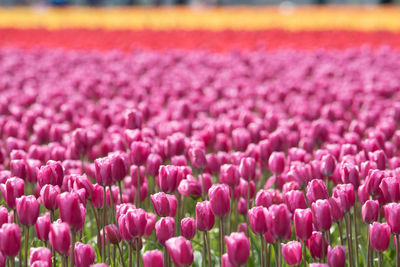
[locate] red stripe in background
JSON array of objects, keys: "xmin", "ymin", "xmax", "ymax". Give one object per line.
[{"xmin": 1, "ymin": 29, "xmax": 399, "ymax": 51}]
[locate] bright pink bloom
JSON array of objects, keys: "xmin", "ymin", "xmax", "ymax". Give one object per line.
[
  {"xmin": 225, "ymin": 232, "xmax": 250, "ymax": 266},
  {"xmin": 268, "ymin": 152, "xmax": 285, "ymax": 174},
  {"xmin": 219, "ymin": 164, "xmax": 240, "ymax": 188},
  {"xmin": 143, "ymin": 250, "xmax": 164, "ymax": 267},
  {"xmin": 49, "ymin": 222, "xmax": 71, "ymax": 255},
  {"xmin": 380, "ymin": 177, "xmax": 400, "ymax": 203},
  {"xmin": 74, "ymin": 242, "xmax": 95, "ymax": 267},
  {"xmin": 208, "ymin": 184, "xmax": 230, "ymax": 217},
  {"xmin": 180, "ymin": 218, "xmax": 196, "ymax": 240},
  {"xmin": 16, "ymin": 195, "xmax": 40, "ymax": 226},
  {"xmin": 239, "ymin": 157, "xmax": 256, "ymax": 181},
  {"xmin": 57, "ymin": 192, "xmax": 83, "ymax": 231},
  {"xmin": 248, "ymin": 206, "xmax": 268, "ymax": 235},
  {"xmin": 384, "ymin": 202, "xmax": 400, "ymax": 234},
  {"xmin": 0, "ymin": 177, "xmax": 25, "ymax": 209},
  {"xmin": 312, "ymin": 199, "xmax": 332, "ymax": 232},
  {"xmin": 29, "ymin": 247, "xmax": 51, "ymax": 267},
  {"xmin": 294, "ymin": 208, "xmax": 313, "ymax": 240},
  {"xmin": 105, "ymin": 224, "xmax": 121, "ymax": 244},
  {"xmin": 35, "ymin": 212, "xmax": 51, "ymax": 241},
  {"xmin": 195, "ymin": 201, "xmax": 215, "ymax": 231},
  {"xmin": 0, "ymin": 223, "xmax": 21, "ymax": 257},
  {"xmin": 369, "ymin": 222, "xmax": 391, "ymax": 252},
  {"xmin": 306, "ymin": 179, "xmax": 329, "ymax": 204},
  {"xmin": 327, "ymin": 246, "xmax": 346, "ymax": 267},
  {"xmin": 306, "ymin": 231, "xmax": 328, "ymax": 260},
  {"xmin": 37, "ymin": 161, "xmax": 64, "ymax": 187},
  {"xmin": 361, "ymin": 200, "xmax": 379, "ymax": 224},
  {"xmin": 40, "ymin": 185, "xmax": 60, "ymax": 211},
  {"xmin": 268, "ymin": 204, "xmax": 291, "ymax": 239},
  {"xmin": 281, "ymin": 241, "xmax": 302, "ymax": 266},
  {"xmin": 165, "ymin": 237, "xmax": 194, "ymax": 267},
  {"xmin": 150, "ymin": 192, "xmax": 177, "ymax": 217},
  {"xmin": 155, "ymin": 217, "xmax": 175, "ymax": 245}
]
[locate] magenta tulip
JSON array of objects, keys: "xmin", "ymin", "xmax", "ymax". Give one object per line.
[
  {"xmin": 332, "ymin": 184, "xmax": 355, "ymax": 213},
  {"xmin": 158, "ymin": 165, "xmax": 181, "ymax": 193},
  {"xmin": 306, "ymin": 179, "xmax": 329, "ymax": 204},
  {"xmin": 188, "ymin": 146, "xmax": 207, "ymax": 170},
  {"xmin": 37, "ymin": 161, "xmax": 64, "ymax": 187},
  {"xmin": 307, "ymin": 231, "xmax": 328, "ymax": 260},
  {"xmin": 284, "ymin": 190, "xmax": 308, "ymax": 213},
  {"xmin": 369, "ymin": 222, "xmax": 391, "ymax": 252},
  {"xmin": 0, "ymin": 223, "xmax": 21, "ymax": 258},
  {"xmin": 327, "ymin": 246, "xmax": 346, "ymax": 267},
  {"xmin": 208, "ymin": 184, "xmax": 230, "ymax": 217},
  {"xmin": 143, "ymin": 250, "xmax": 164, "ymax": 267},
  {"xmin": 181, "ymin": 218, "xmax": 196, "ymax": 240},
  {"xmin": 49, "ymin": 222, "xmax": 71, "ymax": 255},
  {"xmin": 35, "ymin": 212, "xmax": 51, "ymax": 241},
  {"xmin": 380, "ymin": 177, "xmax": 400, "ymax": 203},
  {"xmin": 40, "ymin": 185, "xmax": 60, "ymax": 211},
  {"xmin": 94, "ymin": 157, "xmax": 113, "ymax": 186},
  {"xmin": 16, "ymin": 195, "xmax": 40, "ymax": 226},
  {"xmin": 294, "ymin": 208, "xmax": 313, "ymax": 240},
  {"xmin": 248, "ymin": 206, "xmax": 268, "ymax": 234},
  {"xmin": 320, "ymin": 154, "xmax": 336, "ymax": 177},
  {"xmin": 268, "ymin": 204, "xmax": 291, "ymax": 239},
  {"xmin": 268, "ymin": 152, "xmax": 285, "ymax": 174},
  {"xmin": 165, "ymin": 237, "xmax": 194, "ymax": 267},
  {"xmin": 105, "ymin": 224, "xmax": 121, "ymax": 244},
  {"xmin": 312, "ymin": 199, "xmax": 332, "ymax": 232},
  {"xmin": 130, "ymin": 141, "xmax": 150, "ymax": 166},
  {"xmin": 255, "ymin": 190, "xmax": 273, "ymax": 208},
  {"xmin": 0, "ymin": 177, "xmax": 25, "ymax": 209},
  {"xmin": 29, "ymin": 247, "xmax": 51, "ymax": 267},
  {"xmin": 219, "ymin": 164, "xmax": 240, "ymax": 188},
  {"xmin": 146, "ymin": 154, "xmax": 162, "ymax": 177},
  {"xmin": 74, "ymin": 242, "xmax": 95, "ymax": 267},
  {"xmin": 384, "ymin": 202, "xmax": 400, "ymax": 234},
  {"xmin": 225, "ymin": 232, "xmax": 250, "ymax": 266},
  {"xmin": 239, "ymin": 157, "xmax": 256, "ymax": 181},
  {"xmin": 222, "ymin": 253, "xmax": 236, "ymax": 267},
  {"xmin": 361, "ymin": 200, "xmax": 379, "ymax": 224},
  {"xmin": 150, "ymin": 192, "xmax": 177, "ymax": 217},
  {"xmin": 57, "ymin": 192, "xmax": 83, "ymax": 231},
  {"xmin": 281, "ymin": 241, "xmax": 302, "ymax": 266},
  {"xmin": 195, "ymin": 201, "xmax": 215, "ymax": 231},
  {"xmin": 155, "ymin": 217, "xmax": 175, "ymax": 245}
]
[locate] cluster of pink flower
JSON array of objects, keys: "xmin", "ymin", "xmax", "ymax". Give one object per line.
[{"xmin": 0, "ymin": 46, "xmax": 400, "ymax": 267}]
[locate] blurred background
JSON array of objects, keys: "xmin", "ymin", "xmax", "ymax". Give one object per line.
[{"xmin": 0, "ymin": 0, "xmax": 398, "ymax": 7}]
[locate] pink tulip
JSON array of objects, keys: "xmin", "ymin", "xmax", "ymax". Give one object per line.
[
  {"xmin": 320, "ymin": 154, "xmax": 336, "ymax": 177},
  {"xmin": 248, "ymin": 206, "xmax": 268, "ymax": 234},
  {"xmin": 74, "ymin": 242, "xmax": 95, "ymax": 267},
  {"xmin": 143, "ymin": 250, "xmax": 164, "ymax": 267},
  {"xmin": 109, "ymin": 152, "xmax": 127, "ymax": 182},
  {"xmin": 294, "ymin": 208, "xmax": 313, "ymax": 240},
  {"xmin": 150, "ymin": 192, "xmax": 177, "ymax": 217},
  {"xmin": 208, "ymin": 184, "xmax": 230, "ymax": 217},
  {"xmin": 188, "ymin": 145, "xmax": 207, "ymax": 170},
  {"xmin": 119, "ymin": 208, "xmax": 147, "ymax": 239},
  {"xmin": 284, "ymin": 190, "xmax": 307, "ymax": 213},
  {"xmin": 312, "ymin": 199, "xmax": 332, "ymax": 232},
  {"xmin": 307, "ymin": 231, "xmax": 328, "ymax": 260},
  {"xmin": 130, "ymin": 141, "xmax": 150, "ymax": 166},
  {"xmin": 57, "ymin": 192, "xmax": 83, "ymax": 231},
  {"xmin": 369, "ymin": 222, "xmax": 391, "ymax": 252},
  {"xmin": 329, "ymin": 197, "xmax": 344, "ymax": 222},
  {"xmin": 0, "ymin": 223, "xmax": 21, "ymax": 258},
  {"xmin": 16, "ymin": 195, "xmax": 40, "ymax": 226},
  {"xmin": 222, "ymin": 253, "xmax": 236, "ymax": 267},
  {"xmin": 332, "ymin": 184, "xmax": 355, "ymax": 213},
  {"xmin": 35, "ymin": 212, "xmax": 51, "ymax": 241},
  {"xmin": 306, "ymin": 179, "xmax": 329, "ymax": 204},
  {"xmin": 105, "ymin": 224, "xmax": 121, "ymax": 244},
  {"xmin": 94, "ymin": 157, "xmax": 113, "ymax": 186},
  {"xmin": 369, "ymin": 150, "xmax": 386, "ymax": 170},
  {"xmin": 165, "ymin": 237, "xmax": 194, "ymax": 267},
  {"xmin": 380, "ymin": 177, "xmax": 400, "ymax": 203},
  {"xmin": 340, "ymin": 163, "xmax": 360, "ymax": 189},
  {"xmin": 178, "ymin": 177, "xmax": 202, "ymax": 199},
  {"xmin": 125, "ymin": 109, "xmax": 142, "ymax": 129},
  {"xmin": 181, "ymin": 217, "xmax": 196, "ymax": 240},
  {"xmin": 361, "ymin": 200, "xmax": 379, "ymax": 224},
  {"xmin": 144, "ymin": 213, "xmax": 156, "ymax": 237},
  {"xmin": 225, "ymin": 232, "xmax": 250, "ymax": 266},
  {"xmin": 268, "ymin": 152, "xmax": 285, "ymax": 174},
  {"xmin": 195, "ymin": 201, "xmax": 215, "ymax": 231},
  {"xmin": 365, "ymin": 169, "xmax": 385, "ymax": 197},
  {"xmin": 0, "ymin": 252, "xmax": 4, "ymax": 267},
  {"xmin": 146, "ymin": 154, "xmax": 163, "ymax": 177},
  {"xmin": 0, "ymin": 177, "xmax": 25, "ymax": 209},
  {"xmin": 327, "ymin": 246, "xmax": 346, "ymax": 267},
  {"xmin": 281, "ymin": 241, "xmax": 302, "ymax": 266},
  {"xmin": 40, "ymin": 185, "xmax": 60, "ymax": 211},
  {"xmin": 255, "ymin": 190, "xmax": 273, "ymax": 208},
  {"xmin": 384, "ymin": 202, "xmax": 400, "ymax": 234},
  {"xmin": 29, "ymin": 247, "xmax": 51, "ymax": 267},
  {"xmin": 219, "ymin": 164, "xmax": 240, "ymax": 188},
  {"xmin": 268, "ymin": 204, "xmax": 291, "ymax": 239},
  {"xmin": 155, "ymin": 217, "xmax": 175, "ymax": 245},
  {"xmin": 49, "ymin": 222, "xmax": 71, "ymax": 255},
  {"xmin": 158, "ymin": 165, "xmax": 182, "ymax": 193},
  {"xmin": 10, "ymin": 159, "xmax": 28, "ymax": 180},
  {"xmin": 239, "ymin": 157, "xmax": 256, "ymax": 181},
  {"xmin": 37, "ymin": 161, "xmax": 64, "ymax": 187}
]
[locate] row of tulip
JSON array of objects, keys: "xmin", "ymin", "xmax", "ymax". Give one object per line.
[
  {"xmin": 0, "ymin": 47, "xmax": 400, "ymax": 267},
  {"xmin": 1, "ymin": 29, "xmax": 400, "ymax": 52}
]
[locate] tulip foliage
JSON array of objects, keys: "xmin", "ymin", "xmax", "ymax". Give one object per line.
[{"xmin": 0, "ymin": 46, "xmax": 400, "ymax": 267}]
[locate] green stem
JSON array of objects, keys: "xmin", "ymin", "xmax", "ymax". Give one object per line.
[
  {"xmin": 61, "ymin": 256, "xmax": 67, "ymax": 267},
  {"xmin": 353, "ymin": 206, "xmax": 359, "ymax": 267},
  {"xmin": 71, "ymin": 230, "xmax": 76, "ymax": 267},
  {"xmin": 378, "ymin": 252, "xmax": 383, "ymax": 267},
  {"xmin": 136, "ymin": 168, "xmax": 141, "ymax": 208},
  {"xmin": 136, "ymin": 237, "xmax": 141, "ymax": 267},
  {"xmin": 129, "ymin": 243, "xmax": 133, "ymax": 267},
  {"xmin": 118, "ymin": 180, "xmax": 123, "ymax": 205},
  {"xmin": 89, "ymin": 200, "xmax": 102, "ymax": 258},
  {"xmin": 322, "ymin": 231, "xmax": 325, "ymax": 262},
  {"xmin": 345, "ymin": 213, "xmax": 354, "ymax": 267},
  {"xmin": 397, "ymin": 234, "xmax": 399, "ymax": 267},
  {"xmin": 219, "ymin": 217, "xmax": 225, "ymax": 265},
  {"xmin": 260, "ymin": 235, "xmax": 265, "ymax": 267},
  {"xmin": 117, "ymin": 244, "xmax": 126, "ymax": 267},
  {"xmin": 266, "ymin": 243, "xmax": 271, "ymax": 267},
  {"xmin": 204, "ymin": 231, "xmax": 212, "ymax": 267},
  {"xmin": 10, "ymin": 258, "xmax": 15, "ymax": 267},
  {"xmin": 109, "ymin": 185, "xmax": 117, "ymax": 224},
  {"xmin": 24, "ymin": 226, "xmax": 29, "ymax": 267},
  {"xmin": 366, "ymin": 227, "xmax": 370, "ymax": 267},
  {"xmin": 337, "ymin": 221, "xmax": 344, "ymax": 246},
  {"xmin": 164, "ymin": 248, "xmax": 169, "ymax": 267}
]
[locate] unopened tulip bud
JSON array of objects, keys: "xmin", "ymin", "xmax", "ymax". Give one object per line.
[
  {"xmin": 143, "ymin": 250, "xmax": 164, "ymax": 267},
  {"xmin": 180, "ymin": 218, "xmax": 196, "ymax": 240},
  {"xmin": 165, "ymin": 237, "xmax": 194, "ymax": 267},
  {"xmin": 380, "ymin": 177, "xmax": 400, "ymax": 203},
  {"xmin": 369, "ymin": 222, "xmax": 391, "ymax": 252},
  {"xmin": 74, "ymin": 242, "xmax": 95, "ymax": 267},
  {"xmin": 195, "ymin": 201, "xmax": 215, "ymax": 231},
  {"xmin": 268, "ymin": 204, "xmax": 291, "ymax": 239},
  {"xmin": 38, "ymin": 161, "xmax": 64, "ymax": 188},
  {"xmin": 0, "ymin": 177, "xmax": 25, "ymax": 209},
  {"xmin": 361, "ymin": 200, "xmax": 379, "ymax": 224},
  {"xmin": 155, "ymin": 217, "xmax": 175, "ymax": 245},
  {"xmin": 0, "ymin": 223, "xmax": 21, "ymax": 258},
  {"xmin": 306, "ymin": 179, "xmax": 329, "ymax": 204},
  {"xmin": 307, "ymin": 231, "xmax": 328, "ymax": 260},
  {"xmin": 268, "ymin": 152, "xmax": 285, "ymax": 174},
  {"xmin": 219, "ymin": 164, "xmax": 240, "ymax": 188},
  {"xmin": 248, "ymin": 206, "xmax": 268, "ymax": 235},
  {"xmin": 294, "ymin": 208, "xmax": 313, "ymax": 240},
  {"xmin": 35, "ymin": 212, "xmax": 51, "ymax": 241},
  {"xmin": 16, "ymin": 195, "xmax": 40, "ymax": 226},
  {"xmin": 225, "ymin": 232, "xmax": 250, "ymax": 266},
  {"xmin": 384, "ymin": 202, "xmax": 400, "ymax": 234},
  {"xmin": 208, "ymin": 184, "xmax": 230, "ymax": 217},
  {"xmin": 29, "ymin": 247, "xmax": 51, "ymax": 267},
  {"xmin": 281, "ymin": 241, "xmax": 302, "ymax": 266},
  {"xmin": 239, "ymin": 157, "xmax": 256, "ymax": 181},
  {"xmin": 327, "ymin": 246, "xmax": 346, "ymax": 267}
]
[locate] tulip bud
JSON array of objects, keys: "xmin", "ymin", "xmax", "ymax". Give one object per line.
[
  {"xmin": 188, "ymin": 146, "xmax": 207, "ymax": 170},
  {"xmin": 92, "ymin": 184, "xmax": 104, "ymax": 209},
  {"xmin": 158, "ymin": 165, "xmax": 182, "ymax": 193},
  {"xmin": 384, "ymin": 202, "xmax": 400, "ymax": 234},
  {"xmin": 40, "ymin": 185, "xmax": 60, "ymax": 211},
  {"xmin": 239, "ymin": 157, "xmax": 256, "ymax": 181},
  {"xmin": 146, "ymin": 154, "xmax": 162, "ymax": 177},
  {"xmin": 294, "ymin": 208, "xmax": 313, "ymax": 240},
  {"xmin": 329, "ymin": 197, "xmax": 344, "ymax": 222},
  {"xmin": 327, "ymin": 246, "xmax": 346, "ymax": 267},
  {"xmin": 281, "ymin": 241, "xmax": 302, "ymax": 266},
  {"xmin": 255, "ymin": 190, "xmax": 273, "ymax": 208},
  {"xmin": 225, "ymin": 232, "xmax": 250, "ymax": 266},
  {"xmin": 195, "ymin": 201, "xmax": 215, "ymax": 231},
  {"xmin": 29, "ymin": 247, "xmax": 51, "ymax": 267},
  {"xmin": 219, "ymin": 164, "xmax": 240, "ymax": 188},
  {"xmin": 320, "ymin": 154, "xmax": 336, "ymax": 177},
  {"xmin": 369, "ymin": 150, "xmax": 386, "ymax": 170},
  {"xmin": 109, "ymin": 153, "xmax": 127, "ymax": 182},
  {"xmin": 49, "ymin": 222, "xmax": 71, "ymax": 255},
  {"xmin": 0, "ymin": 207, "xmax": 9, "ymax": 228},
  {"xmin": 369, "ymin": 222, "xmax": 391, "ymax": 252},
  {"xmin": 150, "ymin": 192, "xmax": 177, "ymax": 217},
  {"xmin": 178, "ymin": 177, "xmax": 202, "ymax": 199},
  {"xmin": 105, "ymin": 224, "xmax": 121, "ymax": 244},
  {"xmin": 0, "ymin": 177, "xmax": 25, "ymax": 209},
  {"xmin": 284, "ymin": 190, "xmax": 307, "ymax": 213},
  {"xmin": 248, "ymin": 206, "xmax": 268, "ymax": 235},
  {"xmin": 307, "ymin": 231, "xmax": 328, "ymax": 260},
  {"xmin": 312, "ymin": 199, "xmax": 332, "ymax": 232},
  {"xmin": 143, "ymin": 250, "xmax": 164, "ymax": 267},
  {"xmin": 361, "ymin": 200, "xmax": 379, "ymax": 224},
  {"xmin": 155, "ymin": 217, "xmax": 175, "ymax": 245},
  {"xmin": 130, "ymin": 141, "xmax": 150, "ymax": 166},
  {"xmin": 144, "ymin": 213, "xmax": 156, "ymax": 237},
  {"xmin": 380, "ymin": 177, "xmax": 400, "ymax": 203},
  {"xmin": 268, "ymin": 152, "xmax": 285, "ymax": 174},
  {"xmin": 73, "ymin": 242, "xmax": 95, "ymax": 267},
  {"xmin": 37, "ymin": 161, "xmax": 64, "ymax": 188},
  {"xmin": 306, "ymin": 179, "xmax": 329, "ymax": 204},
  {"xmin": 237, "ymin": 179, "xmax": 255, "ymax": 200},
  {"xmin": 165, "ymin": 237, "xmax": 194, "ymax": 267},
  {"xmin": 94, "ymin": 157, "xmax": 113, "ymax": 186},
  {"xmin": 268, "ymin": 204, "xmax": 291, "ymax": 239},
  {"xmin": 35, "ymin": 212, "xmax": 51, "ymax": 241},
  {"xmin": 340, "ymin": 163, "xmax": 360, "ymax": 189},
  {"xmin": 332, "ymin": 184, "xmax": 355, "ymax": 213},
  {"xmin": 365, "ymin": 169, "xmax": 385, "ymax": 197},
  {"xmin": 181, "ymin": 218, "xmax": 196, "ymax": 240},
  {"xmin": 0, "ymin": 223, "xmax": 21, "ymax": 258},
  {"xmin": 16, "ymin": 195, "xmax": 40, "ymax": 226},
  {"xmin": 10, "ymin": 159, "xmax": 28, "ymax": 180},
  {"xmin": 208, "ymin": 184, "xmax": 230, "ymax": 217},
  {"xmin": 57, "ymin": 192, "xmax": 83, "ymax": 232}
]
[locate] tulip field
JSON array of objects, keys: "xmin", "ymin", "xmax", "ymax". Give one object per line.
[{"xmin": 1, "ymin": 6, "xmax": 400, "ymax": 267}]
